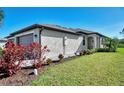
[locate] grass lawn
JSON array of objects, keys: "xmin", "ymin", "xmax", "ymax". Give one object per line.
[
  {"xmin": 32, "ymin": 48, "xmax": 124, "ymax": 86},
  {"xmin": 0, "ymin": 48, "xmax": 2, "ymax": 57}
]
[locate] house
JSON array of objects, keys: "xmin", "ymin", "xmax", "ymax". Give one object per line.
[
  {"xmin": 6, "ymin": 24, "xmax": 106, "ymax": 60},
  {"xmin": 0, "ymin": 38, "xmax": 7, "ymax": 49}
]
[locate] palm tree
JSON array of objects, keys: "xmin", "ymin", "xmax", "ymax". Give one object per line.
[
  {"xmin": 0, "ymin": 9, "xmax": 4, "ymax": 24},
  {"xmin": 120, "ymin": 28, "xmax": 124, "ymax": 35}
]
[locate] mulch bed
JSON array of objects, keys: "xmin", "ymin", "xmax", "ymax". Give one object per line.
[
  {"xmin": 0, "ymin": 55, "xmax": 80, "ymax": 86},
  {"xmin": 0, "ymin": 67, "xmax": 44, "ymax": 86}
]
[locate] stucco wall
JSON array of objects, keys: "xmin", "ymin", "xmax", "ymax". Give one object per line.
[
  {"xmin": 7, "ymin": 27, "xmax": 104, "ymax": 60},
  {"xmin": 8, "ymin": 28, "xmax": 40, "ymax": 44},
  {"xmin": 88, "ymin": 34, "xmax": 104, "ymax": 49},
  {"xmin": 0, "ymin": 42, "xmax": 6, "ymax": 48},
  {"xmin": 41, "ymin": 29, "xmax": 84, "ymax": 60},
  {"xmin": 100, "ymin": 37, "xmax": 104, "ymax": 48}
]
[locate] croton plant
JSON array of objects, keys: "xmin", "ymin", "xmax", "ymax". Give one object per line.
[{"xmin": 0, "ymin": 41, "xmax": 49, "ymax": 76}]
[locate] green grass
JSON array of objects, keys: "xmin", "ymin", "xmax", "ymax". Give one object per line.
[
  {"xmin": 32, "ymin": 48, "xmax": 124, "ymax": 86},
  {"xmin": 0, "ymin": 48, "xmax": 2, "ymax": 57}
]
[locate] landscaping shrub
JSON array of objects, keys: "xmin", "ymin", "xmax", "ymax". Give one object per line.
[
  {"xmin": 118, "ymin": 39, "xmax": 124, "ymax": 48},
  {"xmin": 79, "ymin": 49, "xmax": 96, "ymax": 56},
  {"xmin": 96, "ymin": 48, "xmax": 116, "ymax": 52},
  {"xmin": 89, "ymin": 49, "xmax": 96, "ymax": 54},
  {"xmin": 79, "ymin": 51, "xmax": 84, "ymax": 56},
  {"xmin": 104, "ymin": 37, "xmax": 119, "ymax": 52},
  {"xmin": 111, "ymin": 38, "xmax": 119, "ymax": 52},
  {"xmin": 0, "ymin": 47, "xmax": 2, "ymax": 57},
  {"xmin": 46, "ymin": 58, "xmax": 52, "ymax": 65},
  {"xmin": 86, "ymin": 49, "xmax": 91, "ymax": 55},
  {"xmin": 96, "ymin": 48, "xmax": 110, "ymax": 52},
  {"xmin": 0, "ymin": 41, "xmax": 49, "ymax": 76},
  {"xmin": 79, "ymin": 50, "xmax": 88, "ymax": 56},
  {"xmin": 0, "ymin": 41, "xmax": 26, "ymax": 76},
  {"xmin": 58, "ymin": 54, "xmax": 64, "ymax": 62},
  {"xmin": 118, "ymin": 43, "xmax": 124, "ymax": 48},
  {"xmin": 25, "ymin": 42, "xmax": 50, "ymax": 68}
]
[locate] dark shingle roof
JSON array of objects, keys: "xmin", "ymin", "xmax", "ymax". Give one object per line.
[
  {"xmin": 8, "ymin": 24, "xmax": 80, "ymax": 37},
  {"xmin": 72, "ymin": 28, "xmax": 106, "ymax": 37},
  {"xmin": 42, "ymin": 24, "xmax": 77, "ymax": 34},
  {"xmin": 6, "ymin": 24, "xmax": 106, "ymax": 38}
]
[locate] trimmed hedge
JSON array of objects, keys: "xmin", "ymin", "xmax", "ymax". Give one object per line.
[{"xmin": 96, "ymin": 48, "xmax": 116, "ymax": 52}]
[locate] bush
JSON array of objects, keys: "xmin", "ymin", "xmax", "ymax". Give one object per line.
[
  {"xmin": 25, "ymin": 42, "xmax": 49, "ymax": 68},
  {"xmin": 87, "ymin": 49, "xmax": 92, "ymax": 55},
  {"xmin": 118, "ymin": 43, "xmax": 124, "ymax": 48},
  {"xmin": 0, "ymin": 41, "xmax": 49, "ymax": 76},
  {"xmin": 79, "ymin": 49, "xmax": 96, "ymax": 56},
  {"xmin": 46, "ymin": 58, "xmax": 52, "ymax": 65},
  {"xmin": 79, "ymin": 51, "xmax": 84, "ymax": 56},
  {"xmin": 89, "ymin": 49, "xmax": 96, "ymax": 54},
  {"xmin": 96, "ymin": 48, "xmax": 109, "ymax": 52},
  {"xmin": 96, "ymin": 48, "xmax": 116, "ymax": 52},
  {"xmin": 0, "ymin": 41, "xmax": 26, "ymax": 76},
  {"xmin": 58, "ymin": 54, "xmax": 64, "ymax": 62},
  {"xmin": 104, "ymin": 37, "xmax": 119, "ymax": 52}
]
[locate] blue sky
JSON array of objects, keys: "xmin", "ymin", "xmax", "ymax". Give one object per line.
[{"xmin": 0, "ymin": 7, "xmax": 124, "ymax": 39}]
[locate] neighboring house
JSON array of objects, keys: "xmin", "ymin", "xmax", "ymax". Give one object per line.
[
  {"xmin": 0, "ymin": 38, "xmax": 7, "ymax": 48},
  {"xmin": 6, "ymin": 24, "xmax": 106, "ymax": 60}
]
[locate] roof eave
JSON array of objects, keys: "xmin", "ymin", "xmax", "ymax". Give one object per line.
[
  {"xmin": 88, "ymin": 32, "xmax": 108, "ymax": 38},
  {"xmin": 9, "ymin": 24, "xmax": 80, "ymax": 36}
]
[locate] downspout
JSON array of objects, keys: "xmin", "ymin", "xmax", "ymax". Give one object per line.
[{"xmin": 39, "ymin": 27, "xmax": 44, "ymax": 45}]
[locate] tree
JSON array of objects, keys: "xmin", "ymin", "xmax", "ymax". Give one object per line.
[
  {"xmin": 112, "ymin": 37, "xmax": 119, "ymax": 51},
  {"xmin": 0, "ymin": 8, "xmax": 4, "ymax": 25},
  {"xmin": 104, "ymin": 37, "xmax": 119, "ymax": 52},
  {"xmin": 120, "ymin": 28, "xmax": 124, "ymax": 36}
]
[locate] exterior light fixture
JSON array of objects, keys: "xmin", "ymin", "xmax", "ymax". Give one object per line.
[{"xmin": 34, "ymin": 34, "xmax": 37, "ymax": 37}]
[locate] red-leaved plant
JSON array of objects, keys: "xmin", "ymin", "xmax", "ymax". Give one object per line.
[
  {"xmin": 0, "ymin": 41, "xmax": 49, "ymax": 76},
  {"xmin": 0, "ymin": 41, "xmax": 26, "ymax": 76},
  {"xmin": 26, "ymin": 42, "xmax": 49, "ymax": 68}
]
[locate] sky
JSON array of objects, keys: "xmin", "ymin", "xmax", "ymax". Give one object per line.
[{"xmin": 0, "ymin": 7, "xmax": 124, "ymax": 39}]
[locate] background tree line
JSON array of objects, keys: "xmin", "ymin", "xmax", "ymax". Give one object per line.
[{"xmin": 0, "ymin": 8, "xmax": 4, "ymax": 25}]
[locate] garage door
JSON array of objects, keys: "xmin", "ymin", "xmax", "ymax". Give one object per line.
[{"xmin": 18, "ymin": 33, "xmax": 33, "ymax": 46}]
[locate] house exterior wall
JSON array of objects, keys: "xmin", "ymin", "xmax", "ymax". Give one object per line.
[
  {"xmin": 18, "ymin": 34, "xmax": 33, "ymax": 46},
  {"xmin": 87, "ymin": 34, "xmax": 104, "ymax": 49},
  {"xmin": 41, "ymin": 29, "xmax": 84, "ymax": 60},
  {"xmin": 0, "ymin": 42, "xmax": 6, "ymax": 48},
  {"xmin": 96, "ymin": 35, "xmax": 104, "ymax": 48},
  {"xmin": 33, "ymin": 28, "xmax": 41, "ymax": 43},
  {"xmin": 8, "ymin": 28, "xmax": 40, "ymax": 45},
  {"xmin": 7, "ymin": 27, "xmax": 104, "ymax": 60},
  {"xmin": 100, "ymin": 37, "xmax": 104, "ymax": 48},
  {"xmin": 88, "ymin": 34, "xmax": 97, "ymax": 48},
  {"xmin": 81, "ymin": 34, "xmax": 88, "ymax": 50}
]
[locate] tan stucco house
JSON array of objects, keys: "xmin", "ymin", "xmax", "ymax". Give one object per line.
[{"xmin": 6, "ymin": 24, "xmax": 105, "ymax": 60}]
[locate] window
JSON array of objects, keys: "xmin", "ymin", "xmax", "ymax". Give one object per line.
[
  {"xmin": 83, "ymin": 36, "xmax": 85, "ymax": 45},
  {"xmin": 18, "ymin": 34, "xmax": 33, "ymax": 46}
]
